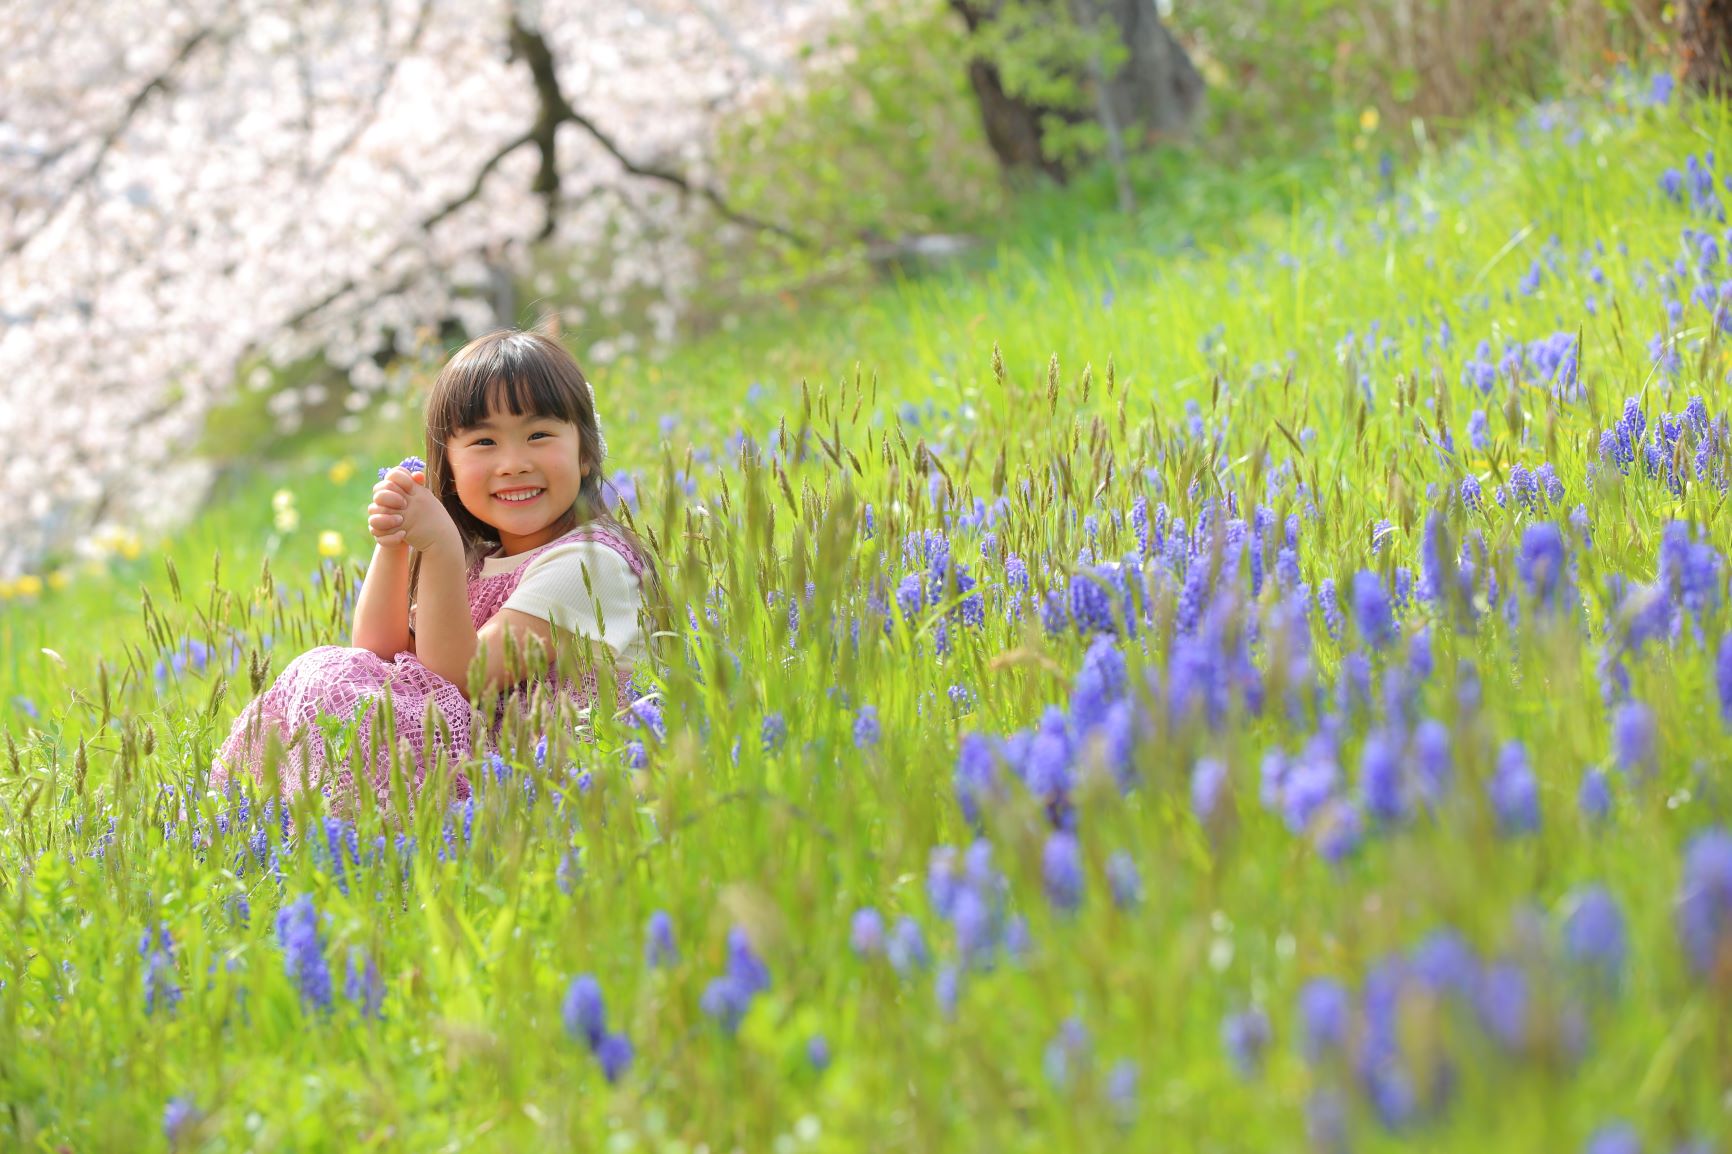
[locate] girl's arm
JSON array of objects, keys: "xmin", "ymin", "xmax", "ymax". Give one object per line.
[
  {"xmin": 412, "ymin": 539, "xmax": 558, "ymax": 697},
  {"xmin": 408, "ymin": 536, "xmax": 480, "ymax": 690},
  {"xmin": 350, "ymin": 542, "xmax": 413, "ymax": 658},
  {"xmin": 353, "ymin": 469, "xmax": 423, "ymax": 658}
]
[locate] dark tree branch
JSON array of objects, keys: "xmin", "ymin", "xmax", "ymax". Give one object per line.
[{"xmin": 507, "ymin": 15, "xmax": 811, "ymax": 248}]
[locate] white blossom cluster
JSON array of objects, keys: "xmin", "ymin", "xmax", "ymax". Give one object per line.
[{"xmin": 0, "ymin": 0, "xmax": 848, "ymax": 577}]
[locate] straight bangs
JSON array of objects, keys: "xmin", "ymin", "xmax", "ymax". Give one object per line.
[{"xmin": 427, "ymin": 332, "xmax": 586, "ymax": 441}]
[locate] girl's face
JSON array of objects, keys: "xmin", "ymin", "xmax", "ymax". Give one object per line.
[{"xmin": 446, "ymin": 403, "xmax": 588, "ymax": 555}]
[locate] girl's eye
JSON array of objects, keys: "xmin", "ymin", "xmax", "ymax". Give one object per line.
[{"xmin": 471, "ymin": 437, "xmax": 495, "ymax": 447}]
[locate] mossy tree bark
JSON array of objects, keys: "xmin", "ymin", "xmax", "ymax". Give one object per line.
[
  {"xmin": 947, "ymin": 0, "xmax": 1204, "ymax": 183},
  {"xmin": 1681, "ymin": 0, "xmax": 1732, "ymax": 96}
]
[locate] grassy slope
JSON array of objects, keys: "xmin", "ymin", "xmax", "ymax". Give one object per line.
[{"xmin": 3, "ymin": 81, "xmax": 1732, "ymax": 1150}]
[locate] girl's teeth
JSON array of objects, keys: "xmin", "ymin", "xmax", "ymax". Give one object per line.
[{"xmin": 498, "ymin": 490, "xmax": 542, "ymax": 502}]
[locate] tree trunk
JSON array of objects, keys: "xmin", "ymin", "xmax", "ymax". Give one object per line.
[
  {"xmin": 1680, "ymin": 0, "xmax": 1732, "ymax": 96},
  {"xmin": 949, "ymin": 0, "xmax": 1204, "ymax": 182}
]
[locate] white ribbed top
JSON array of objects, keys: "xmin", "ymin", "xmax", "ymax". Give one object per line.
[{"xmin": 479, "ymin": 539, "xmax": 646, "ymax": 663}]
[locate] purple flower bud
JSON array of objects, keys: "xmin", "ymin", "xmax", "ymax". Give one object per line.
[
  {"xmin": 887, "ymin": 916, "xmax": 929, "ymax": 974},
  {"xmin": 163, "ymin": 1096, "xmax": 199, "ymax": 1146},
  {"xmin": 1612, "ymin": 701, "xmax": 1656, "ymax": 773},
  {"xmin": 761, "ymin": 711, "xmax": 787, "ymax": 753},
  {"xmin": 726, "ymin": 926, "xmax": 770, "ymax": 996},
  {"xmin": 1412, "ymin": 719, "xmax": 1451, "ymax": 804},
  {"xmin": 1488, "ymin": 741, "xmax": 1540, "ymax": 835},
  {"xmin": 850, "ymin": 908, "xmax": 885, "ymax": 957},
  {"xmin": 275, "ymin": 896, "xmax": 331, "ymax": 1014},
  {"xmin": 1583, "ymin": 1123, "xmax": 1642, "ymax": 1154},
  {"xmin": 1298, "ymin": 979, "xmax": 1351, "ymax": 1061},
  {"xmin": 1107, "ymin": 1059, "xmax": 1138, "ymax": 1121},
  {"xmin": 1563, "ymin": 886, "xmax": 1626, "ymax": 984},
  {"xmin": 1191, "ymin": 758, "xmax": 1228, "ymax": 823},
  {"xmin": 1222, "ymin": 1007, "xmax": 1272, "ymax": 1077},
  {"xmin": 935, "ymin": 965, "xmax": 960, "ymax": 1017},
  {"xmin": 1361, "ymin": 729, "xmax": 1406, "ymax": 822},
  {"xmin": 1718, "ymin": 633, "xmax": 1732, "ymax": 728},
  {"xmin": 1043, "ymin": 832, "xmax": 1084, "ymax": 911},
  {"xmin": 595, "ymin": 1031, "xmax": 633, "ymax": 1083},
  {"xmin": 853, "ymin": 705, "xmax": 881, "ymax": 749},
  {"xmin": 645, "ymin": 911, "xmax": 677, "ymax": 968},
  {"xmin": 1579, "ymin": 769, "xmax": 1613, "ymax": 823},
  {"xmin": 1476, "ymin": 961, "xmax": 1530, "ymax": 1051},
  {"xmin": 1678, "ymin": 828, "xmax": 1732, "ymax": 979},
  {"xmin": 563, "ymin": 975, "xmax": 607, "ymax": 1048},
  {"xmin": 1043, "ymin": 1017, "xmax": 1092, "ymax": 1088}
]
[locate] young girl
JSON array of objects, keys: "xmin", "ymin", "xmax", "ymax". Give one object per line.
[{"xmin": 212, "ymin": 329, "xmax": 653, "ymax": 808}]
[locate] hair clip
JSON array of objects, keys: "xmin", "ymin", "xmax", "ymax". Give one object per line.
[{"xmin": 589, "ymin": 381, "xmax": 607, "ymax": 460}]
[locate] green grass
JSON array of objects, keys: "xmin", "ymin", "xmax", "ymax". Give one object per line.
[{"xmin": 4, "ymin": 80, "xmax": 1732, "ymax": 1150}]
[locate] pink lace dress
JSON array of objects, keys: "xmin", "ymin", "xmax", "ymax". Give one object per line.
[{"xmin": 211, "ymin": 522, "xmax": 646, "ymax": 807}]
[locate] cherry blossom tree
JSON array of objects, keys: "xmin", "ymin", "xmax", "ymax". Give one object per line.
[{"xmin": 0, "ymin": 0, "xmax": 847, "ymax": 577}]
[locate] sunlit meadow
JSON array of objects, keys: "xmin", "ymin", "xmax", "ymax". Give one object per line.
[{"xmin": 7, "ymin": 78, "xmax": 1732, "ymax": 1151}]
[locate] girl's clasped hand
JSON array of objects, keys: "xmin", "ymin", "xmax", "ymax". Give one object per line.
[{"xmin": 368, "ymin": 462, "xmax": 457, "ymax": 554}]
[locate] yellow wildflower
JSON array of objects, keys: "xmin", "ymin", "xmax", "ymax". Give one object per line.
[
  {"xmin": 329, "ymin": 459, "xmax": 356, "ymax": 485},
  {"xmin": 47, "ymin": 571, "xmax": 70, "ymax": 591},
  {"xmin": 1359, "ymin": 106, "xmax": 1380, "ymax": 133},
  {"xmin": 118, "ymin": 533, "xmax": 142, "ymax": 561},
  {"xmin": 16, "ymin": 574, "xmax": 43, "ymax": 597},
  {"xmin": 0, "ymin": 580, "xmax": 15, "ymax": 600},
  {"xmin": 318, "ymin": 530, "xmax": 345, "ymax": 558}
]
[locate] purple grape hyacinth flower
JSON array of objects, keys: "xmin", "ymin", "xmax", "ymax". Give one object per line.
[
  {"xmin": 345, "ymin": 948, "xmax": 384, "ymax": 1019},
  {"xmin": 1043, "ymin": 831, "xmax": 1084, "ymax": 910},
  {"xmin": 1106, "ymin": 851, "xmax": 1142, "ymax": 909},
  {"xmin": 1583, "ymin": 1123, "xmax": 1642, "ymax": 1154},
  {"xmin": 596, "ymin": 1032, "xmax": 633, "ymax": 1083},
  {"xmin": 850, "ymin": 907, "xmax": 886, "ymax": 956},
  {"xmin": 887, "ymin": 916, "xmax": 929, "ymax": 974},
  {"xmin": 646, "ymin": 911, "xmax": 677, "ymax": 968},
  {"xmin": 275, "ymin": 895, "xmax": 332, "ymax": 1013},
  {"xmin": 1222, "ymin": 1006, "xmax": 1272, "ymax": 1077},
  {"xmin": 853, "ymin": 705, "xmax": 881, "ymax": 749},
  {"xmin": 1361, "ymin": 729, "xmax": 1405, "ymax": 822},
  {"xmin": 1517, "ymin": 522, "xmax": 1569, "ymax": 611},
  {"xmin": 563, "ymin": 974, "xmax": 607, "ymax": 1048},
  {"xmin": 141, "ymin": 924, "xmax": 180, "ymax": 1016},
  {"xmin": 1191, "ymin": 757, "xmax": 1228, "ymax": 823},
  {"xmin": 761, "ymin": 711, "xmax": 787, "ymax": 753},
  {"xmin": 1611, "ymin": 701, "xmax": 1656, "ymax": 773},
  {"xmin": 1351, "ymin": 570, "xmax": 1396, "ymax": 649},
  {"xmin": 1563, "ymin": 886, "xmax": 1626, "ymax": 985},
  {"xmin": 1298, "ymin": 978, "xmax": 1351, "ymax": 1062},
  {"xmin": 1488, "ymin": 741, "xmax": 1540, "ymax": 835},
  {"xmin": 1717, "ymin": 633, "xmax": 1732, "ymax": 728},
  {"xmin": 163, "ymin": 1096, "xmax": 199, "ymax": 1146},
  {"xmin": 1044, "ymin": 1017, "xmax": 1092, "ymax": 1088},
  {"xmin": 1579, "ymin": 769, "xmax": 1613, "ymax": 823},
  {"xmin": 1677, "ymin": 828, "xmax": 1732, "ymax": 980},
  {"xmin": 377, "ymin": 455, "xmax": 427, "ymax": 480}
]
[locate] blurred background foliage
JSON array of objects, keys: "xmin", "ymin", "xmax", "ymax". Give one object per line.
[{"xmin": 190, "ymin": 0, "xmax": 1676, "ymax": 507}]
